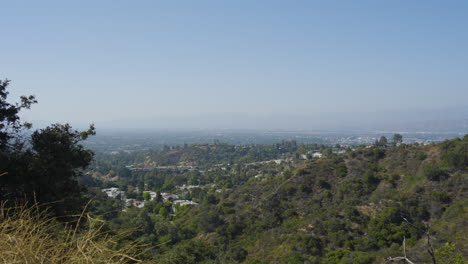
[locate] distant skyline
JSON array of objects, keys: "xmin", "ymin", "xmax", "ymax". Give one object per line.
[{"xmin": 1, "ymin": 1, "xmax": 468, "ymax": 130}]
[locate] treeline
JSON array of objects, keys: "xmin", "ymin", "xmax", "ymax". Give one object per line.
[{"xmin": 145, "ymin": 141, "xmax": 299, "ymax": 166}]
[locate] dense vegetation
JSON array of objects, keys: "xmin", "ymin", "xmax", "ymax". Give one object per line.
[
  {"xmin": 0, "ymin": 79, "xmax": 136, "ymax": 263},
  {"xmin": 0, "ymin": 79, "xmax": 96, "ymax": 216},
  {"xmin": 1, "ymin": 79, "xmax": 466, "ymax": 263},
  {"xmin": 88, "ymin": 137, "xmax": 467, "ymax": 263}
]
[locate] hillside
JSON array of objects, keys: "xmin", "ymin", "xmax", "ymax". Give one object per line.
[
  {"xmin": 147, "ymin": 141, "xmax": 301, "ymax": 166},
  {"xmin": 155, "ymin": 138, "xmax": 468, "ymax": 263},
  {"xmin": 84, "ymin": 136, "xmax": 468, "ymax": 263}
]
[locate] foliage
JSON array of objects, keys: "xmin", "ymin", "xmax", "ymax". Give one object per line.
[
  {"xmin": 441, "ymin": 136, "xmax": 468, "ymax": 170},
  {"xmin": 80, "ymin": 133, "xmax": 468, "ymax": 262},
  {"xmin": 435, "ymin": 243, "xmax": 468, "ymax": 264},
  {"xmin": 392, "ymin": 133, "xmax": 403, "ymax": 146},
  {"xmin": 0, "ymin": 79, "xmax": 37, "ymax": 150},
  {"xmin": 0, "ymin": 80, "xmax": 96, "ymax": 216},
  {"xmin": 424, "ymin": 164, "xmax": 449, "ymax": 181},
  {"xmin": 0, "ymin": 203, "xmax": 140, "ymax": 264}
]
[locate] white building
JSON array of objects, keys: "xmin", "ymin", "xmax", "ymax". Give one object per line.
[
  {"xmin": 173, "ymin": 200, "xmax": 199, "ymax": 206},
  {"xmin": 161, "ymin": 192, "xmax": 179, "ymax": 202},
  {"xmin": 102, "ymin": 188, "xmax": 126, "ymax": 199},
  {"xmin": 312, "ymin": 152, "xmax": 323, "ymax": 158}
]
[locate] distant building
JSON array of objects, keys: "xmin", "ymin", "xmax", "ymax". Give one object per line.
[
  {"xmin": 177, "ymin": 184, "xmax": 200, "ymax": 190},
  {"xmin": 172, "ymin": 200, "xmax": 199, "ymax": 213},
  {"xmin": 124, "ymin": 199, "xmax": 145, "ymax": 208},
  {"xmin": 161, "ymin": 192, "xmax": 179, "ymax": 202},
  {"xmin": 173, "ymin": 200, "xmax": 199, "ymax": 206},
  {"xmin": 312, "ymin": 152, "xmax": 322, "ymax": 158},
  {"xmin": 102, "ymin": 187, "xmax": 126, "ymax": 199}
]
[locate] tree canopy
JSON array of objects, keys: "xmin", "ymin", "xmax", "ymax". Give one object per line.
[{"xmin": 0, "ymin": 79, "xmax": 95, "ymax": 215}]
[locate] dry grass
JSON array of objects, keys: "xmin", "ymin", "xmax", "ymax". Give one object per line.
[{"xmin": 0, "ymin": 202, "xmax": 141, "ymax": 264}]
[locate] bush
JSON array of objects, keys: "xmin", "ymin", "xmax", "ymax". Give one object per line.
[
  {"xmin": 435, "ymin": 242, "xmax": 467, "ymax": 264},
  {"xmin": 415, "ymin": 151, "xmax": 428, "ymax": 160},
  {"xmin": 441, "ymin": 137, "xmax": 468, "ymax": 170},
  {"xmin": 0, "ymin": 203, "xmax": 139, "ymax": 264},
  {"xmin": 430, "ymin": 191, "xmax": 451, "ymax": 204},
  {"xmin": 335, "ymin": 162, "xmax": 348, "ymax": 177},
  {"xmin": 424, "ymin": 164, "xmax": 449, "ymax": 181}
]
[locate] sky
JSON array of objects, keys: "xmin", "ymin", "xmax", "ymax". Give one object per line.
[{"xmin": 1, "ymin": 0, "xmax": 468, "ymax": 130}]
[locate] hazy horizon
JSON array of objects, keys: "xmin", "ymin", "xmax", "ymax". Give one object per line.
[
  {"xmin": 23, "ymin": 105, "xmax": 468, "ymax": 133},
  {"xmin": 2, "ymin": 1, "xmax": 468, "ymax": 131}
]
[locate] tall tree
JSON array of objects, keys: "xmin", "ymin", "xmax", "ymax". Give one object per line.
[
  {"xmin": 378, "ymin": 136, "xmax": 388, "ymax": 147},
  {"xmin": 392, "ymin": 133, "xmax": 403, "ymax": 146},
  {"xmin": 0, "ymin": 79, "xmax": 95, "ymax": 216}
]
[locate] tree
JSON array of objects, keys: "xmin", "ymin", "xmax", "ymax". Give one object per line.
[
  {"xmin": 378, "ymin": 136, "xmax": 388, "ymax": 147},
  {"xmin": 435, "ymin": 243, "xmax": 467, "ymax": 264},
  {"xmin": 27, "ymin": 124, "xmax": 95, "ymax": 215},
  {"xmin": 424, "ymin": 164, "xmax": 449, "ymax": 181},
  {"xmin": 159, "ymin": 206, "xmax": 169, "ymax": 218},
  {"xmin": 0, "ymin": 79, "xmax": 37, "ymax": 151},
  {"xmin": 0, "ymin": 79, "xmax": 95, "ymax": 216},
  {"xmin": 393, "ymin": 134, "xmax": 403, "ymax": 146},
  {"xmin": 143, "ymin": 191, "xmax": 151, "ymax": 201},
  {"xmin": 156, "ymin": 191, "xmax": 163, "ymax": 202},
  {"xmin": 1, "ymin": 79, "xmax": 37, "ymax": 201}
]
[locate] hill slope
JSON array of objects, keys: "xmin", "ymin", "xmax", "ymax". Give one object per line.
[{"xmin": 166, "ymin": 138, "xmax": 467, "ymax": 263}]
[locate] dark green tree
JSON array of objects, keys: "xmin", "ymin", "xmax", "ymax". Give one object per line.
[
  {"xmin": 27, "ymin": 123, "xmax": 95, "ymax": 214},
  {"xmin": 143, "ymin": 191, "xmax": 151, "ymax": 201},
  {"xmin": 0, "ymin": 79, "xmax": 95, "ymax": 216},
  {"xmin": 378, "ymin": 136, "xmax": 388, "ymax": 147},
  {"xmin": 392, "ymin": 133, "xmax": 403, "ymax": 146},
  {"xmin": 0, "ymin": 80, "xmax": 37, "ymax": 149}
]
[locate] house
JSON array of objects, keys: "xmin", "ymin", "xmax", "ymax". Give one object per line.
[
  {"xmin": 177, "ymin": 184, "xmax": 200, "ymax": 190},
  {"xmin": 173, "ymin": 200, "xmax": 199, "ymax": 206},
  {"xmin": 134, "ymin": 200, "xmax": 145, "ymax": 208},
  {"xmin": 172, "ymin": 200, "xmax": 199, "ymax": 214},
  {"xmin": 161, "ymin": 192, "xmax": 179, "ymax": 202},
  {"xmin": 125, "ymin": 199, "xmax": 145, "ymax": 208},
  {"xmin": 124, "ymin": 199, "xmax": 134, "ymax": 207},
  {"xmin": 102, "ymin": 188, "xmax": 126, "ymax": 199},
  {"xmin": 312, "ymin": 152, "xmax": 322, "ymax": 158}
]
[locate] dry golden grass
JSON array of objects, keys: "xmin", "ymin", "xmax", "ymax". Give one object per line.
[{"xmin": 0, "ymin": 202, "xmax": 141, "ymax": 264}]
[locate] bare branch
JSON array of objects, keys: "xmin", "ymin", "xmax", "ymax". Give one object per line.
[
  {"xmin": 425, "ymin": 225, "xmax": 437, "ymax": 264},
  {"xmin": 387, "ymin": 237, "xmax": 415, "ymax": 264}
]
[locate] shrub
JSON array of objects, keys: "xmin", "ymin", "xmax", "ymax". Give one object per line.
[
  {"xmin": 415, "ymin": 151, "xmax": 428, "ymax": 160},
  {"xmin": 435, "ymin": 243, "xmax": 467, "ymax": 264},
  {"xmin": 424, "ymin": 164, "xmax": 449, "ymax": 181},
  {"xmin": 430, "ymin": 191, "xmax": 451, "ymax": 204},
  {"xmin": 0, "ymin": 203, "xmax": 139, "ymax": 264}
]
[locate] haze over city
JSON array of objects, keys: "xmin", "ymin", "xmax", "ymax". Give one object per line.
[{"xmin": 2, "ymin": 0, "xmax": 468, "ymax": 131}]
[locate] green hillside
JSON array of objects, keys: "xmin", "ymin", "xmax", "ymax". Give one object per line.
[
  {"xmin": 87, "ymin": 137, "xmax": 467, "ymax": 263},
  {"xmin": 153, "ymin": 139, "xmax": 467, "ymax": 263}
]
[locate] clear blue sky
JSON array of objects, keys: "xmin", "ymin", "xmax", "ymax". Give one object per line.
[{"xmin": 1, "ymin": 0, "xmax": 467, "ymax": 129}]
